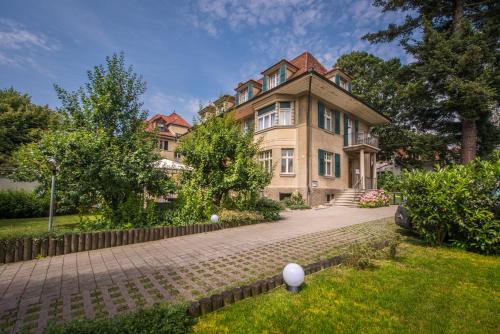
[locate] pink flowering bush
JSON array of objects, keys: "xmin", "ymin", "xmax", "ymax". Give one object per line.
[{"xmin": 359, "ymin": 189, "xmax": 390, "ymax": 208}]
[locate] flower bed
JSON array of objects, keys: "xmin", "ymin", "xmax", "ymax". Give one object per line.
[{"xmin": 359, "ymin": 189, "xmax": 390, "ymax": 208}]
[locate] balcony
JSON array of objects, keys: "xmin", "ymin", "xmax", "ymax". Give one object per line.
[{"xmin": 344, "ymin": 131, "xmax": 379, "ymax": 153}]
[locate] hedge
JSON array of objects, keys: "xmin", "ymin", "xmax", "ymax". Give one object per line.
[{"xmin": 0, "ymin": 190, "xmax": 49, "ymax": 219}]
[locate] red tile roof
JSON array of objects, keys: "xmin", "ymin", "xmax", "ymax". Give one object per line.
[
  {"xmin": 147, "ymin": 111, "xmax": 192, "ymax": 129},
  {"xmin": 288, "ymin": 51, "xmax": 328, "ymax": 77}
]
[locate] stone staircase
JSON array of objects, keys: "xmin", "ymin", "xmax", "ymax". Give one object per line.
[{"xmin": 333, "ymin": 189, "xmax": 366, "ymax": 207}]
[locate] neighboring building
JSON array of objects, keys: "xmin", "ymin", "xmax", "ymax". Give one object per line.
[
  {"xmin": 202, "ymin": 51, "xmax": 390, "ymax": 206},
  {"xmin": 146, "ymin": 112, "xmax": 192, "ymax": 161},
  {"xmin": 199, "ymin": 95, "xmax": 235, "ymax": 122}
]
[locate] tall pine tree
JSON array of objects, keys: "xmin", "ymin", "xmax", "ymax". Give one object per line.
[{"xmin": 364, "ymin": 0, "xmax": 499, "ymax": 163}]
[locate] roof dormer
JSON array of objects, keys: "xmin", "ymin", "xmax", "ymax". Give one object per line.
[
  {"xmin": 260, "ymin": 60, "xmax": 299, "ymax": 92},
  {"xmin": 235, "ymin": 80, "xmax": 262, "ymax": 105},
  {"xmin": 325, "ymin": 67, "xmax": 353, "ymax": 92}
]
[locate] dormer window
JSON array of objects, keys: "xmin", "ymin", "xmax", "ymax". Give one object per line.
[
  {"xmin": 157, "ymin": 122, "xmax": 165, "ymax": 131},
  {"xmin": 339, "ymin": 77, "xmax": 349, "ymax": 90},
  {"xmin": 269, "ymin": 72, "xmax": 279, "ymax": 89},
  {"xmin": 239, "ymin": 89, "xmax": 248, "ymax": 103}
]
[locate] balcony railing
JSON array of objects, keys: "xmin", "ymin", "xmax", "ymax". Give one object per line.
[{"xmin": 353, "ymin": 131, "xmax": 379, "ymax": 148}]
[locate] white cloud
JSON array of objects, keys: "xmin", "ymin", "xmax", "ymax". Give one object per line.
[
  {"xmin": 0, "ymin": 19, "xmax": 59, "ymax": 77},
  {"xmin": 0, "ymin": 19, "xmax": 58, "ymax": 51}
]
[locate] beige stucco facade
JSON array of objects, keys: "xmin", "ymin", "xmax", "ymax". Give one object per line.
[{"xmin": 230, "ymin": 70, "xmax": 388, "ymax": 206}]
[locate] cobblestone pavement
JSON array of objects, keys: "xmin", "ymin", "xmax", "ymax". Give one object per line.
[{"xmin": 0, "ymin": 206, "xmax": 396, "ymax": 333}]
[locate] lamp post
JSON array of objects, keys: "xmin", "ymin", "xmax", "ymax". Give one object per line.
[
  {"xmin": 282, "ymin": 263, "xmax": 305, "ymax": 293},
  {"xmin": 47, "ymin": 157, "xmax": 57, "ymax": 232}
]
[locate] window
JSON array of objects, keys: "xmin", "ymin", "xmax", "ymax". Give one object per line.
[
  {"xmin": 281, "ymin": 149, "xmax": 294, "ymax": 174},
  {"xmin": 239, "ymin": 89, "xmax": 248, "ymax": 103},
  {"xmin": 259, "ymin": 150, "xmax": 272, "ymax": 173},
  {"xmin": 324, "ymin": 152, "xmax": 333, "ymax": 176},
  {"xmin": 157, "ymin": 122, "xmax": 165, "ymax": 131},
  {"xmin": 159, "ymin": 140, "xmax": 168, "ymax": 151},
  {"xmin": 257, "ymin": 104, "xmax": 276, "ymax": 131},
  {"xmin": 243, "ymin": 118, "xmax": 254, "ymax": 133},
  {"xmin": 324, "ymin": 110, "xmax": 333, "ymax": 131},
  {"xmin": 279, "ymin": 102, "xmax": 292, "ymax": 126},
  {"xmin": 175, "ymin": 152, "xmax": 182, "ymax": 160},
  {"xmin": 340, "ymin": 78, "xmax": 349, "ymax": 90},
  {"xmin": 269, "ymin": 71, "xmax": 279, "ymax": 89}
]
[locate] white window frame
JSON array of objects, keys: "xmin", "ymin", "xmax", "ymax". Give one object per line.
[
  {"xmin": 269, "ymin": 72, "xmax": 279, "ymax": 89},
  {"xmin": 160, "ymin": 139, "xmax": 168, "ymax": 151},
  {"xmin": 157, "ymin": 122, "xmax": 165, "ymax": 131},
  {"xmin": 281, "ymin": 149, "xmax": 294, "ymax": 174},
  {"xmin": 259, "ymin": 150, "xmax": 273, "ymax": 173},
  {"xmin": 324, "ymin": 109, "xmax": 333, "ymax": 131},
  {"xmin": 340, "ymin": 78, "xmax": 349, "ymax": 90},
  {"xmin": 239, "ymin": 89, "xmax": 248, "ymax": 103},
  {"xmin": 278, "ymin": 102, "xmax": 292, "ymax": 126},
  {"xmin": 324, "ymin": 151, "xmax": 333, "ymax": 176},
  {"xmin": 257, "ymin": 110, "xmax": 276, "ymax": 131}
]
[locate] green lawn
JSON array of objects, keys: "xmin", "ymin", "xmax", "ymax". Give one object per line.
[
  {"xmin": 0, "ymin": 214, "xmax": 97, "ymax": 238},
  {"xmin": 194, "ymin": 241, "xmax": 500, "ymax": 334}
]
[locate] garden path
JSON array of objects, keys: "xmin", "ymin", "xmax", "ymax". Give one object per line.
[{"xmin": 0, "ymin": 205, "xmax": 396, "ymax": 333}]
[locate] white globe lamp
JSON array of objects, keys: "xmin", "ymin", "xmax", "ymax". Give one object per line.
[
  {"xmin": 282, "ymin": 263, "xmax": 305, "ymax": 292},
  {"xmin": 210, "ymin": 214, "xmax": 219, "ymax": 223}
]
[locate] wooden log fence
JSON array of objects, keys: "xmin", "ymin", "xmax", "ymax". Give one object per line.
[{"xmin": 0, "ymin": 219, "xmax": 270, "ymax": 264}]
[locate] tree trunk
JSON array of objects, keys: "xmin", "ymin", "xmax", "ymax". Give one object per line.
[
  {"xmin": 461, "ymin": 118, "xmax": 477, "ymax": 164},
  {"xmin": 453, "ymin": 0, "xmax": 464, "ymax": 33}
]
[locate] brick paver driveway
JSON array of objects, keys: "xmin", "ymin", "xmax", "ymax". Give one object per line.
[{"xmin": 0, "ymin": 205, "xmax": 396, "ymax": 333}]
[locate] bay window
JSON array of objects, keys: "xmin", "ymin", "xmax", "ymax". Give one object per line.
[
  {"xmin": 279, "ymin": 102, "xmax": 292, "ymax": 126},
  {"xmin": 257, "ymin": 104, "xmax": 276, "ymax": 131}
]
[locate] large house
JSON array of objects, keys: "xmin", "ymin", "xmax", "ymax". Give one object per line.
[
  {"xmin": 201, "ymin": 51, "xmax": 390, "ymax": 206},
  {"xmin": 146, "ymin": 111, "xmax": 192, "ymax": 161}
]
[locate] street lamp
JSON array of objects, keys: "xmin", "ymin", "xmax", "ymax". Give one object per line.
[
  {"xmin": 282, "ymin": 263, "xmax": 305, "ymax": 293},
  {"xmin": 47, "ymin": 157, "xmax": 57, "ymax": 232}
]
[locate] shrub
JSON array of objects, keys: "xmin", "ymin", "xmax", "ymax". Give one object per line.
[
  {"xmin": 254, "ymin": 197, "xmax": 283, "ymax": 221},
  {"xmin": 401, "ymin": 159, "xmax": 499, "ymax": 254},
  {"xmin": 218, "ymin": 209, "xmax": 264, "ymax": 224},
  {"xmin": 281, "ymin": 192, "xmax": 310, "ymax": 210},
  {"xmin": 359, "ymin": 189, "xmax": 390, "ymax": 208},
  {"xmin": 0, "ymin": 190, "xmax": 49, "ymax": 218},
  {"xmin": 377, "ymin": 171, "xmax": 403, "ymax": 193},
  {"xmin": 44, "ymin": 303, "xmax": 195, "ymax": 334}
]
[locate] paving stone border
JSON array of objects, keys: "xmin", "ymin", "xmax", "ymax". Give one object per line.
[
  {"xmin": 0, "ymin": 220, "xmax": 270, "ymax": 264},
  {"xmin": 187, "ymin": 239, "xmax": 390, "ymax": 317}
]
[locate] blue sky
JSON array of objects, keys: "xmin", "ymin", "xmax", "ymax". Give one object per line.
[{"xmin": 0, "ymin": 0, "xmax": 407, "ymax": 122}]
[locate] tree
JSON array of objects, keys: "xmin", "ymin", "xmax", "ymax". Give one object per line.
[
  {"xmin": 363, "ymin": 0, "xmax": 500, "ymax": 163},
  {"xmin": 14, "ymin": 53, "xmax": 172, "ymax": 226},
  {"xmin": 336, "ymin": 51, "xmax": 451, "ymax": 168},
  {"xmin": 0, "ymin": 88, "xmax": 60, "ymax": 166},
  {"xmin": 174, "ymin": 114, "xmax": 271, "ymax": 222}
]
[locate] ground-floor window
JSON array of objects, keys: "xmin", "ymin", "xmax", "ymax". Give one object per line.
[
  {"xmin": 324, "ymin": 151, "xmax": 333, "ymax": 176},
  {"xmin": 281, "ymin": 149, "xmax": 294, "ymax": 174},
  {"xmin": 279, "ymin": 193, "xmax": 292, "ymax": 201},
  {"xmin": 259, "ymin": 150, "xmax": 273, "ymax": 173}
]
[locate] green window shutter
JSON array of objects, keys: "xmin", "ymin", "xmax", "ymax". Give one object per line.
[
  {"xmin": 248, "ymin": 83, "xmax": 253, "ymax": 99},
  {"xmin": 334, "ymin": 110, "xmax": 340, "ymax": 134},
  {"xmin": 262, "ymin": 76, "xmax": 267, "ymax": 92},
  {"xmin": 348, "ymin": 82, "xmax": 352, "ymax": 92},
  {"xmin": 257, "ymin": 104, "xmax": 275, "ymax": 116},
  {"xmin": 318, "ymin": 101, "xmax": 325, "ymax": 129},
  {"xmin": 343, "ymin": 113, "xmax": 349, "ymax": 146},
  {"xmin": 318, "ymin": 149, "xmax": 325, "ymax": 176},
  {"xmin": 354, "ymin": 120, "xmax": 359, "ymax": 140},
  {"xmin": 279, "ymin": 63, "xmax": 287, "ymax": 84},
  {"xmin": 335, "ymin": 74, "xmax": 340, "ymax": 86},
  {"xmin": 235, "ymin": 92, "xmax": 240, "ymax": 106},
  {"xmin": 335, "ymin": 153, "xmax": 341, "ymax": 177}
]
